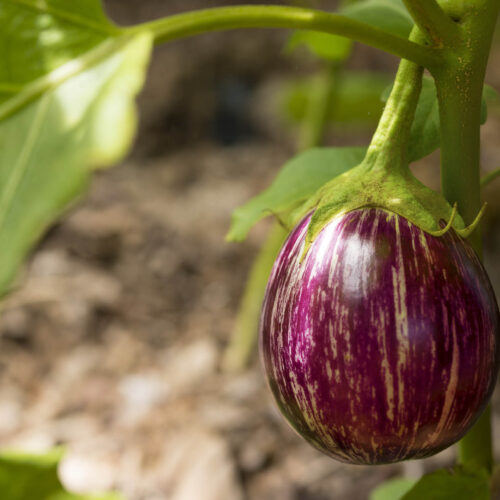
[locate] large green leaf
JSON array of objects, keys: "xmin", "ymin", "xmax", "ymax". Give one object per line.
[
  {"xmin": 0, "ymin": 32, "xmax": 152, "ymax": 296},
  {"xmin": 227, "ymin": 147, "xmax": 366, "ymax": 241},
  {"xmin": 401, "ymin": 469, "xmax": 490, "ymax": 500},
  {"xmin": 0, "ymin": 448, "xmax": 122, "ymax": 500},
  {"xmin": 0, "ymin": 0, "xmax": 121, "ymax": 100}
]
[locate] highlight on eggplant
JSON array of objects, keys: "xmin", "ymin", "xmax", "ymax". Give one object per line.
[{"xmin": 260, "ymin": 208, "xmax": 500, "ymax": 465}]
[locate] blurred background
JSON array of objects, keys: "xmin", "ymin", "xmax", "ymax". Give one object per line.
[{"xmin": 1, "ymin": 1, "xmax": 500, "ymax": 499}]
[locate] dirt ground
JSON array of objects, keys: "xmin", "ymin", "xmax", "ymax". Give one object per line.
[{"xmin": 1, "ymin": 2, "xmax": 500, "ymax": 499}]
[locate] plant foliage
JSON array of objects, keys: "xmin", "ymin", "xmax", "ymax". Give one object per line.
[
  {"xmin": 0, "ymin": 1, "xmax": 152, "ymax": 296},
  {"xmin": 0, "ymin": 448, "xmax": 122, "ymax": 500},
  {"xmin": 227, "ymin": 147, "xmax": 366, "ymax": 241}
]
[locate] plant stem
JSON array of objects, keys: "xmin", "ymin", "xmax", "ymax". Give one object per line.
[
  {"xmin": 432, "ymin": 0, "xmax": 500, "ymax": 473},
  {"xmin": 481, "ymin": 167, "xmax": 500, "ymax": 188},
  {"xmin": 435, "ymin": 67, "xmax": 483, "ymax": 249},
  {"xmin": 299, "ymin": 62, "xmax": 340, "ymax": 151},
  {"xmin": 222, "ymin": 223, "xmax": 287, "ymax": 372},
  {"xmin": 364, "ymin": 29, "xmax": 424, "ymax": 172},
  {"xmin": 130, "ymin": 5, "xmax": 441, "ymax": 68},
  {"xmin": 432, "ymin": 1, "xmax": 499, "ymax": 247},
  {"xmin": 458, "ymin": 407, "xmax": 493, "ymax": 473},
  {"xmin": 403, "ymin": 0, "xmax": 460, "ymax": 47}
]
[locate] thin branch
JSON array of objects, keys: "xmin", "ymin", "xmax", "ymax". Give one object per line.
[
  {"xmin": 481, "ymin": 167, "xmax": 500, "ymax": 188},
  {"xmin": 129, "ymin": 5, "xmax": 443, "ymax": 68},
  {"xmin": 403, "ymin": 0, "xmax": 461, "ymax": 47}
]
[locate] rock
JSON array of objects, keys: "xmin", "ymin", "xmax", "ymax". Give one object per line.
[
  {"xmin": 163, "ymin": 339, "xmax": 218, "ymax": 395},
  {"xmin": 0, "ymin": 389, "xmax": 23, "ymax": 435},
  {"xmin": 62, "ymin": 207, "xmax": 136, "ymax": 263},
  {"xmin": 2, "ymin": 429, "xmax": 56, "ymax": 452},
  {"xmin": 0, "ymin": 307, "xmax": 30, "ymax": 341},
  {"xmin": 153, "ymin": 429, "xmax": 244, "ymax": 500},
  {"xmin": 118, "ymin": 373, "xmax": 169, "ymax": 424},
  {"xmin": 59, "ymin": 450, "xmax": 118, "ymax": 494}
]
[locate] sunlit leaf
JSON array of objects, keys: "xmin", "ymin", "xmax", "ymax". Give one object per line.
[
  {"xmin": 0, "ymin": 0, "xmax": 122, "ymax": 102},
  {"xmin": 0, "ymin": 32, "xmax": 152, "ymax": 296}
]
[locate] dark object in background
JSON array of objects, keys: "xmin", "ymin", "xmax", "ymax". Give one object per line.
[{"xmin": 214, "ymin": 78, "xmax": 256, "ymax": 146}]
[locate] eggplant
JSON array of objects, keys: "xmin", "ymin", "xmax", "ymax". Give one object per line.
[{"xmin": 260, "ymin": 208, "xmax": 500, "ymax": 464}]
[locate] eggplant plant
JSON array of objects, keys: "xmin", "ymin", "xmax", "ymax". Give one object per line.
[{"xmin": 1, "ymin": 0, "xmax": 500, "ymax": 498}]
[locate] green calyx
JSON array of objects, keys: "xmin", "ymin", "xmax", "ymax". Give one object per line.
[{"xmin": 294, "ymin": 157, "xmax": 484, "ymax": 254}]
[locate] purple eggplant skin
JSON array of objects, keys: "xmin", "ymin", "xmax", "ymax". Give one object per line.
[{"xmin": 260, "ymin": 208, "xmax": 500, "ymax": 465}]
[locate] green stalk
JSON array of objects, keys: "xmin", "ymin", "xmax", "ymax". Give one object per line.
[
  {"xmin": 481, "ymin": 167, "xmax": 500, "ymax": 188},
  {"xmin": 130, "ymin": 5, "xmax": 441, "ymax": 67},
  {"xmin": 434, "ymin": 61, "xmax": 484, "ymax": 251},
  {"xmin": 299, "ymin": 62, "xmax": 340, "ymax": 151},
  {"xmin": 430, "ymin": 0, "xmax": 500, "ymax": 473},
  {"xmin": 402, "ymin": 0, "xmax": 461, "ymax": 46},
  {"xmin": 459, "ymin": 408, "xmax": 494, "ymax": 473},
  {"xmin": 221, "ymin": 223, "xmax": 287, "ymax": 372},
  {"xmin": 363, "ymin": 29, "xmax": 424, "ymax": 172}
]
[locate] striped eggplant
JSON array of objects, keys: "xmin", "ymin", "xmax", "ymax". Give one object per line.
[{"xmin": 260, "ymin": 208, "xmax": 500, "ymax": 465}]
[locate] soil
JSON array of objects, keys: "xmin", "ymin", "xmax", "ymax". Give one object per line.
[{"xmin": 1, "ymin": 2, "xmax": 500, "ymax": 499}]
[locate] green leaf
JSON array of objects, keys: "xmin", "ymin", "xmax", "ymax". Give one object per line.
[
  {"xmin": 0, "ymin": 448, "xmax": 122, "ymax": 500},
  {"xmin": 407, "ymin": 76, "xmax": 440, "ymax": 163},
  {"xmin": 401, "ymin": 469, "xmax": 490, "ymax": 500},
  {"xmin": 341, "ymin": 0, "xmax": 414, "ymax": 39},
  {"xmin": 0, "ymin": 0, "xmax": 122, "ymax": 102},
  {"xmin": 0, "ymin": 32, "xmax": 152, "ymax": 296},
  {"xmin": 286, "ymin": 30, "xmax": 352, "ymax": 61},
  {"xmin": 227, "ymin": 146, "xmax": 366, "ymax": 241},
  {"xmin": 284, "ymin": 72, "xmax": 390, "ymax": 126},
  {"xmin": 381, "ymin": 78, "xmax": 498, "ymax": 163},
  {"xmin": 371, "ymin": 478, "xmax": 417, "ymax": 500},
  {"xmin": 286, "ymin": 0, "xmax": 413, "ymax": 62},
  {"xmin": 0, "ymin": 2, "xmax": 151, "ymax": 297}
]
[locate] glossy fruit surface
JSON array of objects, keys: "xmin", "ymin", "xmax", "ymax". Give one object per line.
[{"xmin": 260, "ymin": 208, "xmax": 500, "ymax": 464}]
